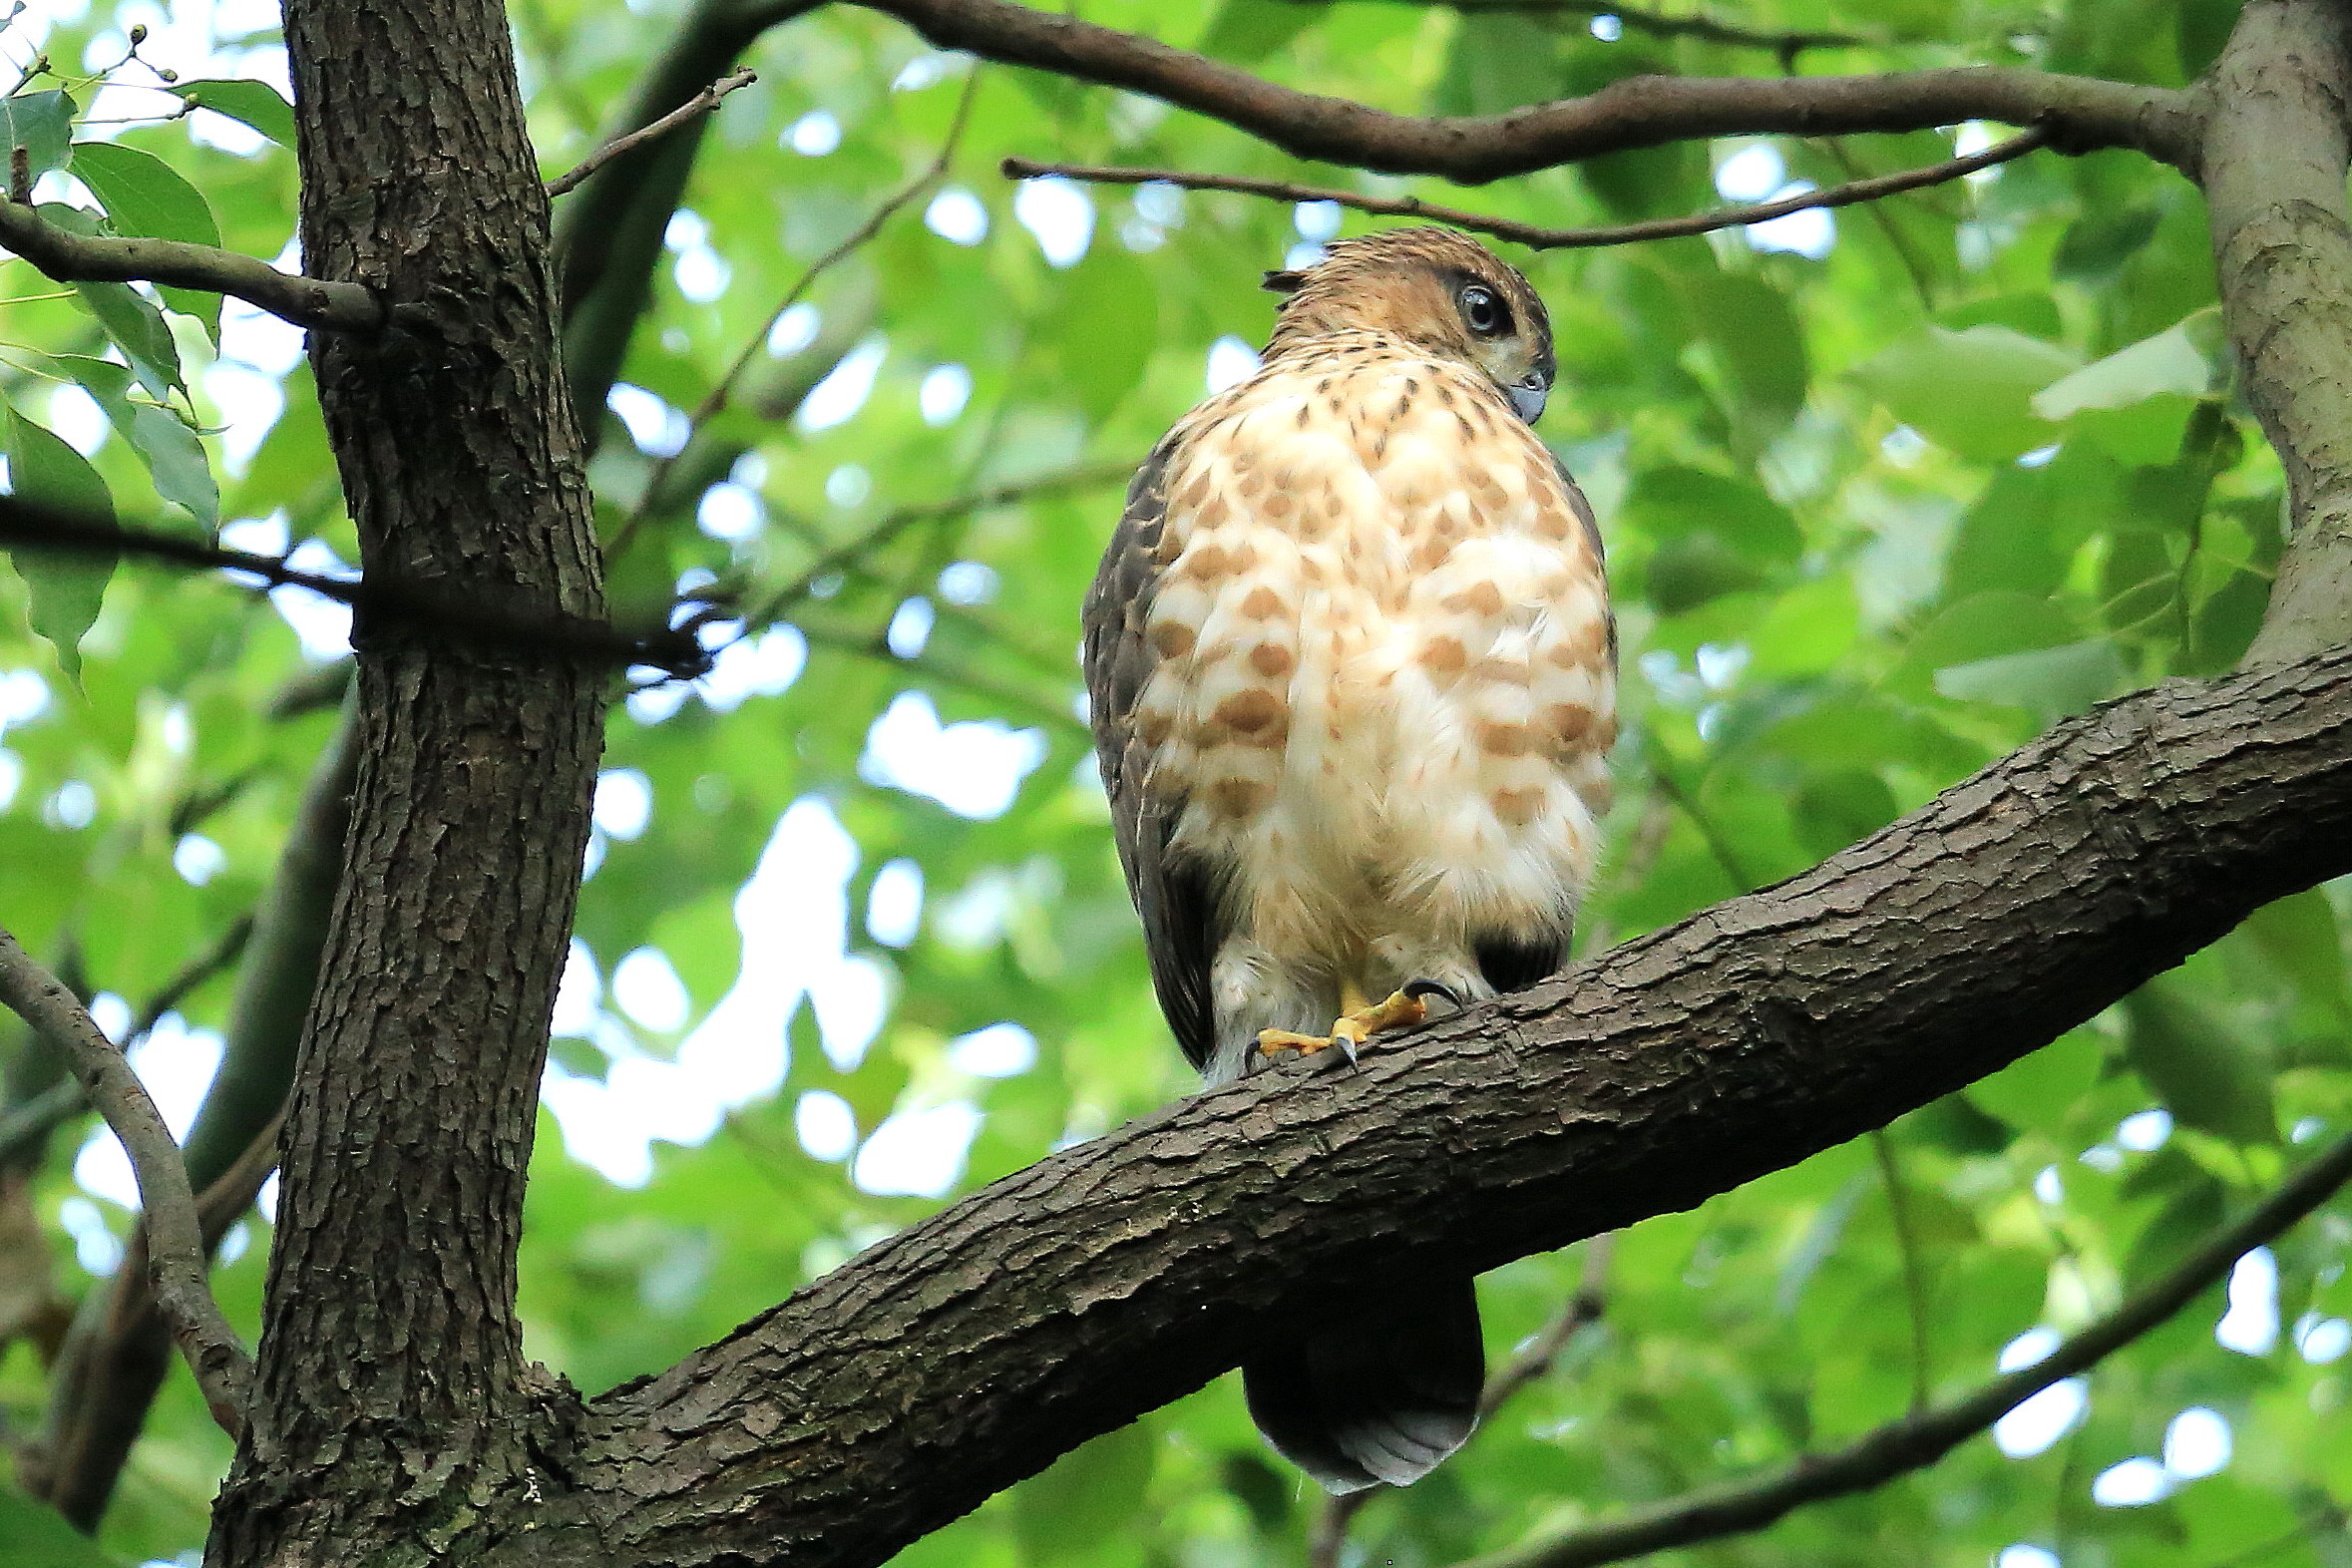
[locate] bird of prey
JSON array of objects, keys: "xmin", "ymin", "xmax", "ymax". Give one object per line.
[{"xmin": 1082, "ymin": 227, "xmax": 1617, "ymax": 1493}]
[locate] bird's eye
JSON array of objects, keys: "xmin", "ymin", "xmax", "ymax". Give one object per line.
[{"xmin": 1459, "ymin": 284, "xmax": 1504, "ymax": 336}]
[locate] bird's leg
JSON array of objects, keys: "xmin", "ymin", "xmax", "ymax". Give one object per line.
[{"xmin": 1257, "ymin": 980, "xmax": 1462, "ymax": 1066}]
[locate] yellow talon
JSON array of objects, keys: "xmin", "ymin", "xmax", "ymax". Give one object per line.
[{"xmin": 1256, "ymin": 986, "xmax": 1433, "ymax": 1065}]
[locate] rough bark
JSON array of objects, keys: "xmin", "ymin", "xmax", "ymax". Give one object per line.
[
  {"xmin": 465, "ymin": 650, "xmax": 2352, "ymax": 1568},
  {"xmin": 2201, "ymin": 0, "xmax": 2352, "ymax": 664},
  {"xmin": 202, "ymin": 0, "xmax": 608, "ymax": 1560}
]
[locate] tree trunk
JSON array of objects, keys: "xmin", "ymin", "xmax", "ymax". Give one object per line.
[{"xmin": 203, "ymin": 0, "xmax": 605, "ymax": 1561}]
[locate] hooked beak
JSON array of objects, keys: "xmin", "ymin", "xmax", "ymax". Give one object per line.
[{"xmin": 1507, "ymin": 376, "xmax": 1549, "ymax": 424}]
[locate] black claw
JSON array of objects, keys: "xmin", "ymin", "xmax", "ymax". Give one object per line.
[
  {"xmin": 1402, "ymin": 979, "xmax": 1464, "ymax": 1010},
  {"xmin": 1339, "ymin": 1036, "xmax": 1360, "ymax": 1069}
]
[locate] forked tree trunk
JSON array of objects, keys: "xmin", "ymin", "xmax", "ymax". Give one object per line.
[{"xmin": 203, "ymin": 1, "xmax": 606, "ymax": 1561}]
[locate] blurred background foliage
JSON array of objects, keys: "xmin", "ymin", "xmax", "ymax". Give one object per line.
[{"xmin": 2, "ymin": 0, "xmax": 2350, "ymax": 1564}]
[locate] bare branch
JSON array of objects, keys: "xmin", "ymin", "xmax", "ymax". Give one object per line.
[
  {"xmin": 1336, "ymin": 0, "xmax": 1876, "ymax": 55},
  {"xmin": 730, "ymin": 463, "xmax": 1134, "ymax": 630},
  {"xmin": 1479, "ymin": 1234, "xmax": 1617, "ymax": 1423},
  {"xmin": 615, "ymin": 68, "xmax": 982, "ymax": 558},
  {"xmin": 855, "ymin": 0, "xmax": 2199, "ymax": 178},
  {"xmin": 544, "ymin": 66, "xmax": 756, "ymax": 197},
  {"xmin": 0, "ymin": 1079, "xmax": 82, "ymax": 1169},
  {"xmin": 1003, "ymin": 130, "xmax": 2049, "ymax": 251},
  {"xmin": 0, "ymin": 925, "xmax": 251, "ymax": 1435},
  {"xmin": 1451, "ymin": 1123, "xmax": 2352, "ymax": 1568},
  {"xmin": 0, "ymin": 197, "xmax": 384, "ymax": 333},
  {"xmin": 0, "ymin": 494, "xmax": 712, "ymax": 678}
]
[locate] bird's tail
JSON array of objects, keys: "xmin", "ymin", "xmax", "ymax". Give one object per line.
[{"xmin": 1241, "ymin": 1273, "xmax": 1482, "ymax": 1494}]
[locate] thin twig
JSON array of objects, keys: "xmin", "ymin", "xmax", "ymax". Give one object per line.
[
  {"xmin": 0, "ymin": 916, "xmax": 255, "ymax": 1169},
  {"xmin": 0, "ymin": 197, "xmax": 383, "ymax": 333},
  {"xmin": 730, "ymin": 463, "xmax": 1132, "ymax": 631},
  {"xmin": 1448, "ymin": 1123, "xmax": 2352, "ymax": 1568},
  {"xmin": 0, "ymin": 924, "xmax": 251, "ymax": 1435},
  {"xmin": 0, "ymin": 1079, "xmax": 83, "ymax": 1168},
  {"xmin": 1002, "ymin": 129, "xmax": 2049, "ymax": 251},
  {"xmin": 545, "ymin": 67, "xmax": 757, "ymax": 198},
  {"xmin": 1314, "ymin": 1237, "xmax": 1618, "ymax": 1568},
  {"xmin": 612, "ymin": 68, "xmax": 982, "ymax": 560},
  {"xmin": 0, "ymin": 493, "xmax": 712, "ymax": 678},
  {"xmin": 1868, "ymin": 1129, "xmax": 1934, "ymax": 1413},
  {"xmin": 1294, "ymin": 0, "xmax": 1875, "ymax": 55}
]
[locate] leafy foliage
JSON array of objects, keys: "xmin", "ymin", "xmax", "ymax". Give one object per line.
[{"xmin": 1, "ymin": 1, "xmax": 2347, "ymax": 1566}]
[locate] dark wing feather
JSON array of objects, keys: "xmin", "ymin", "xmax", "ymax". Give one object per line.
[
  {"xmin": 1556, "ymin": 453, "xmax": 1617, "ymax": 673},
  {"xmin": 1083, "ymin": 438, "xmax": 1224, "ymax": 1070}
]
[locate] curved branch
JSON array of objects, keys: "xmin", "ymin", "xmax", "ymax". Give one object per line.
[
  {"xmin": 0, "ymin": 198, "xmax": 384, "ymax": 333},
  {"xmin": 1003, "ymin": 130, "xmax": 2047, "ymax": 251},
  {"xmin": 2201, "ymin": 0, "xmax": 2352, "ymax": 664},
  {"xmin": 501, "ymin": 648, "xmax": 2352, "ymax": 1568},
  {"xmin": 1457, "ymin": 1122, "xmax": 2352, "ymax": 1567},
  {"xmin": 854, "ymin": 0, "xmax": 2201, "ymax": 179},
  {"xmin": 31, "ymin": 720, "xmax": 356, "ymax": 1531},
  {"xmin": 0, "ymin": 926, "xmax": 251, "ymax": 1436}
]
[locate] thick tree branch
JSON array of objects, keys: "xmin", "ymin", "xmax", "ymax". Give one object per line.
[
  {"xmin": 496, "ymin": 648, "xmax": 2352, "ymax": 1568},
  {"xmin": 854, "ymin": 0, "xmax": 2201, "ymax": 178},
  {"xmin": 0, "ymin": 197, "xmax": 384, "ymax": 333},
  {"xmin": 544, "ymin": 67, "xmax": 756, "ymax": 197},
  {"xmin": 1002, "ymin": 130, "xmax": 2047, "ymax": 251},
  {"xmin": 1453, "ymin": 1123, "xmax": 2352, "ymax": 1568},
  {"xmin": 0, "ymin": 926, "xmax": 251, "ymax": 1437},
  {"xmin": 2200, "ymin": 0, "xmax": 2352, "ymax": 663},
  {"xmin": 0, "ymin": 494, "xmax": 711, "ymax": 677}
]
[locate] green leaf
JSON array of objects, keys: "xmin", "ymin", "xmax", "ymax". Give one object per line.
[
  {"xmin": 1, "ymin": 393, "xmax": 117, "ymax": 679},
  {"xmin": 70, "ymin": 140, "xmax": 226, "ymax": 336},
  {"xmin": 1967, "ymin": 1027, "xmax": 2104, "ymax": 1132},
  {"xmin": 2242, "ymin": 890, "xmax": 2352, "ymax": 1033},
  {"xmin": 2032, "ymin": 309, "xmax": 2221, "ymax": 421},
  {"xmin": 1933, "ymin": 639, "xmax": 2128, "ymax": 720},
  {"xmin": 1679, "ymin": 271, "xmax": 1809, "ymax": 452},
  {"xmin": 0, "ymin": 1480, "xmax": 128, "ymax": 1565},
  {"xmin": 1624, "ymin": 467, "xmax": 1802, "ymax": 616},
  {"xmin": 1039, "ymin": 246, "xmax": 1156, "ymax": 424},
  {"xmin": 1854, "ymin": 325, "xmax": 2081, "ymax": 462},
  {"xmin": 35, "ymin": 202, "xmax": 188, "ymax": 401},
  {"xmin": 2123, "ymin": 981, "xmax": 2276, "ymax": 1145},
  {"xmin": 1196, "ymin": 0, "xmax": 1325, "ymax": 63},
  {"xmin": 168, "ymin": 78, "xmax": 298, "ymax": 147},
  {"xmin": 128, "ymin": 403, "xmax": 220, "ymax": 529},
  {"xmin": 0, "ymin": 90, "xmax": 75, "ymax": 186},
  {"xmin": 41, "ymin": 353, "xmax": 216, "ymax": 529},
  {"xmin": 1435, "ymin": 13, "xmax": 1565, "ymax": 117},
  {"xmin": 1010, "ymin": 1422, "xmax": 1155, "ymax": 1565}
]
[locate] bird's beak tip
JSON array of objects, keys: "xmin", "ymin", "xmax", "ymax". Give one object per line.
[{"xmin": 1507, "ymin": 381, "xmax": 1549, "ymax": 424}]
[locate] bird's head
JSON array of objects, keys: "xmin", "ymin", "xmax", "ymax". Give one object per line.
[{"xmin": 1262, "ymin": 226, "xmax": 1555, "ymax": 423}]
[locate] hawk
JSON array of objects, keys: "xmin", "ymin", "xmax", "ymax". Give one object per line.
[{"xmin": 1083, "ymin": 227, "xmax": 1616, "ymax": 1493}]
